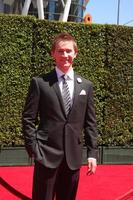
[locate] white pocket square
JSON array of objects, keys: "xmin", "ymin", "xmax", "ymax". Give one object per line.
[{"xmin": 79, "ymin": 90, "xmax": 86, "ymax": 95}]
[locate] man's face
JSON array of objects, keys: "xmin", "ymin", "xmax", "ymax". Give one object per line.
[{"xmin": 51, "ymin": 40, "xmax": 77, "ymax": 73}]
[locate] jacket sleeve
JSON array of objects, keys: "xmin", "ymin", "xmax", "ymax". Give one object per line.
[
  {"xmin": 84, "ymin": 82, "xmax": 98, "ymax": 159},
  {"xmin": 22, "ymin": 77, "xmax": 40, "ymax": 157}
]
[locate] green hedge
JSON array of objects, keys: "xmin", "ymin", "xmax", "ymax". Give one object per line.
[
  {"xmin": 0, "ymin": 15, "xmax": 132, "ymax": 147},
  {"xmin": 0, "ymin": 15, "xmax": 34, "ymax": 146},
  {"xmin": 103, "ymin": 26, "xmax": 133, "ymax": 145}
]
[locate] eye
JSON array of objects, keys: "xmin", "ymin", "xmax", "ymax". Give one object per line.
[
  {"xmin": 58, "ymin": 50, "xmax": 64, "ymax": 54},
  {"xmin": 66, "ymin": 50, "xmax": 71, "ymax": 53}
]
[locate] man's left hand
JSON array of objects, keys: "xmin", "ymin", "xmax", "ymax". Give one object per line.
[{"xmin": 87, "ymin": 158, "xmax": 97, "ymax": 176}]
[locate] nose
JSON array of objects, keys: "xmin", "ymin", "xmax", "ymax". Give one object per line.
[{"xmin": 63, "ymin": 51, "xmax": 67, "ymax": 57}]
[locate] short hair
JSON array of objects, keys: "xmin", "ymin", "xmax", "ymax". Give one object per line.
[{"xmin": 51, "ymin": 32, "xmax": 78, "ymax": 52}]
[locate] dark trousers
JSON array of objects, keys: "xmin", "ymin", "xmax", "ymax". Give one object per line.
[{"xmin": 32, "ymin": 159, "xmax": 80, "ymax": 200}]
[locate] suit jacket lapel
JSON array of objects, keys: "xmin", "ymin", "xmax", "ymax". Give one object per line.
[
  {"xmin": 68, "ymin": 74, "xmax": 82, "ymax": 117},
  {"xmin": 51, "ymin": 70, "xmax": 66, "ymax": 117}
]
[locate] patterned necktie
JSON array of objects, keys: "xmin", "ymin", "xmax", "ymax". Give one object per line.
[{"xmin": 62, "ymin": 75, "xmax": 71, "ymax": 116}]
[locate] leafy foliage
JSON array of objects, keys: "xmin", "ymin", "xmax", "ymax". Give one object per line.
[
  {"xmin": 0, "ymin": 15, "xmax": 34, "ymax": 146},
  {"xmin": 0, "ymin": 15, "xmax": 132, "ymax": 147}
]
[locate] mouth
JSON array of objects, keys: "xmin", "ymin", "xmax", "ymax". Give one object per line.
[{"xmin": 61, "ymin": 59, "xmax": 69, "ymax": 64}]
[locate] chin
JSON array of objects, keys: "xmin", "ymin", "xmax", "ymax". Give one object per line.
[
  {"xmin": 63, "ymin": 66, "xmax": 71, "ymax": 72},
  {"xmin": 58, "ymin": 64, "xmax": 72, "ymax": 73}
]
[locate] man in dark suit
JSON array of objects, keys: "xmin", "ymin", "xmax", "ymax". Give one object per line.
[{"xmin": 22, "ymin": 32, "xmax": 98, "ymax": 200}]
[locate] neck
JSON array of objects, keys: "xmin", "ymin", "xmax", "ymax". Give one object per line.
[{"xmin": 57, "ymin": 66, "xmax": 73, "ymax": 74}]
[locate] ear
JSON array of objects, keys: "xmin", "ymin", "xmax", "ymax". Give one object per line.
[{"xmin": 74, "ymin": 51, "xmax": 78, "ymax": 58}]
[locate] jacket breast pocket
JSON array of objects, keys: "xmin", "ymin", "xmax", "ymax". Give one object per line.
[
  {"xmin": 77, "ymin": 95, "xmax": 87, "ymax": 107},
  {"xmin": 78, "ymin": 94, "xmax": 87, "ymax": 100}
]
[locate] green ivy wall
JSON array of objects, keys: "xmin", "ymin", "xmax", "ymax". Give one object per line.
[{"xmin": 0, "ymin": 15, "xmax": 132, "ymax": 147}]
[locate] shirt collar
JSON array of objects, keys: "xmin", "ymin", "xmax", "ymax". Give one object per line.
[{"xmin": 55, "ymin": 67, "xmax": 74, "ymax": 80}]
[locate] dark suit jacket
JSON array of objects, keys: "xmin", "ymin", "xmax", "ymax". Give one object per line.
[{"xmin": 22, "ymin": 69, "xmax": 98, "ymax": 170}]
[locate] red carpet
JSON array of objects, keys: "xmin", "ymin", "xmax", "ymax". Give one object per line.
[{"xmin": 0, "ymin": 165, "xmax": 133, "ymax": 200}]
